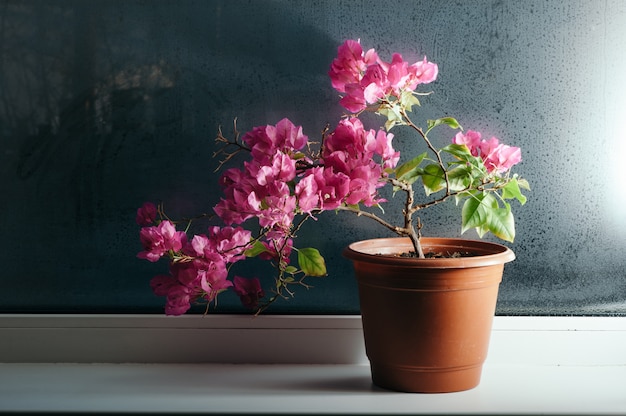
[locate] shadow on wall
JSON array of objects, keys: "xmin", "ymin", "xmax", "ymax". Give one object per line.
[{"xmin": 0, "ymin": 0, "xmax": 339, "ymax": 312}]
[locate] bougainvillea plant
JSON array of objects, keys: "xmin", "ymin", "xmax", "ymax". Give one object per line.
[{"xmin": 136, "ymin": 39, "xmax": 529, "ymax": 315}]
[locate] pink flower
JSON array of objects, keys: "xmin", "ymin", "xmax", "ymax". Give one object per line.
[
  {"xmin": 166, "ymin": 255, "xmax": 234, "ymax": 308},
  {"xmin": 340, "ymin": 83, "xmax": 368, "ymax": 113},
  {"xmin": 136, "ymin": 202, "xmax": 157, "ymax": 226},
  {"xmin": 320, "ymin": 118, "xmax": 396, "ymax": 206},
  {"xmin": 387, "ymin": 53, "xmax": 411, "ymax": 94},
  {"xmin": 453, "ymin": 130, "xmax": 482, "ymax": 156},
  {"xmin": 242, "ymin": 126, "xmax": 276, "ymax": 164},
  {"xmin": 150, "ymin": 274, "xmax": 177, "ymax": 297},
  {"xmin": 258, "ymin": 237, "xmax": 293, "ymax": 262},
  {"xmin": 233, "ymin": 276, "xmax": 265, "ymax": 309},
  {"xmin": 361, "ymin": 63, "xmax": 388, "ymax": 103},
  {"xmin": 215, "ymin": 119, "xmax": 306, "ymax": 230},
  {"xmin": 312, "ymin": 166, "xmax": 351, "ymax": 210},
  {"xmin": 329, "ymin": 39, "xmax": 388, "ymax": 113},
  {"xmin": 328, "ymin": 39, "xmax": 378, "ymax": 93},
  {"xmin": 137, "ymin": 220, "xmax": 186, "ymax": 262},
  {"xmin": 188, "ymin": 234, "xmax": 210, "ymax": 257},
  {"xmin": 375, "ymin": 129, "xmax": 400, "ymax": 169},
  {"xmin": 295, "ymin": 172, "xmax": 320, "ymax": 213},
  {"xmin": 297, "ymin": 166, "xmax": 348, "ymax": 211},
  {"xmin": 258, "ymin": 183, "xmax": 297, "ymax": 230},
  {"xmin": 274, "ymin": 117, "xmax": 308, "ymax": 151},
  {"xmin": 159, "ymin": 221, "xmax": 185, "ymax": 249},
  {"xmin": 218, "ymin": 166, "xmax": 246, "ymax": 188},
  {"xmin": 197, "ymin": 258, "xmax": 232, "ymax": 303},
  {"xmin": 252, "ymin": 153, "xmax": 297, "ymax": 186},
  {"xmin": 208, "ymin": 226, "xmax": 252, "ymax": 263},
  {"xmin": 150, "ymin": 257, "xmax": 231, "ymax": 316},
  {"xmin": 187, "ymin": 226, "xmax": 251, "ymax": 264},
  {"xmin": 478, "ymin": 137, "xmax": 501, "ymax": 160},
  {"xmin": 452, "ymin": 131, "xmax": 522, "ymax": 174},
  {"xmin": 345, "ymin": 165, "xmax": 384, "ymax": 206},
  {"xmin": 214, "ymin": 195, "xmax": 253, "ymax": 225},
  {"xmin": 408, "ymin": 56, "xmax": 438, "ymax": 87},
  {"xmin": 299, "ymin": 118, "xmax": 397, "ymax": 209},
  {"xmin": 243, "ymin": 118, "xmax": 307, "ymax": 163},
  {"xmin": 163, "ymin": 284, "xmax": 192, "ymax": 316},
  {"xmin": 138, "ymin": 227, "xmax": 167, "ymax": 262},
  {"xmin": 215, "ymin": 163, "xmax": 298, "ymax": 230},
  {"xmin": 323, "ymin": 117, "xmax": 372, "ymax": 158},
  {"xmin": 329, "ymin": 40, "xmax": 438, "ymax": 113},
  {"xmin": 480, "ymin": 137, "xmax": 522, "ymax": 174},
  {"xmin": 214, "ymin": 169, "xmax": 259, "ymax": 225},
  {"xmin": 493, "ymin": 144, "xmax": 522, "ymax": 172},
  {"xmin": 325, "ymin": 169, "xmax": 352, "ymax": 209},
  {"xmin": 149, "ymin": 275, "xmax": 192, "ymax": 316},
  {"xmin": 171, "ymin": 261, "xmax": 203, "ymax": 286}
]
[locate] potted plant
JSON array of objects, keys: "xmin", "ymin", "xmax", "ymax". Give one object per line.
[{"xmin": 135, "ymin": 39, "xmax": 528, "ymax": 392}]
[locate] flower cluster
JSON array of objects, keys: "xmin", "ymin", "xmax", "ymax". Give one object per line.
[
  {"xmin": 214, "ymin": 119, "xmax": 305, "ymax": 233},
  {"xmin": 136, "ymin": 203, "xmax": 258, "ymax": 315},
  {"xmin": 453, "ymin": 130, "xmax": 522, "ymax": 174},
  {"xmin": 297, "ymin": 117, "xmax": 399, "ymax": 212},
  {"xmin": 136, "ymin": 39, "xmax": 528, "ymax": 315},
  {"xmin": 329, "ymin": 39, "xmax": 438, "ymax": 113},
  {"xmin": 136, "ymin": 115, "xmax": 399, "ymax": 314}
]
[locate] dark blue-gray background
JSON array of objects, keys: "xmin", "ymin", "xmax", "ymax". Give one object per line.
[{"xmin": 1, "ymin": 0, "xmax": 625, "ymax": 314}]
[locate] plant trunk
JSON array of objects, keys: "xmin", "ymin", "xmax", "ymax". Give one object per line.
[{"xmin": 408, "ymin": 227, "xmax": 424, "ymax": 258}]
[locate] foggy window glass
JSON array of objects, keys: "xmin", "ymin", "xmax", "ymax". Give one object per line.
[{"xmin": 1, "ymin": 0, "xmax": 625, "ymax": 315}]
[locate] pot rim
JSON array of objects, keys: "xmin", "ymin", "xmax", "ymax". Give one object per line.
[{"xmin": 343, "ymin": 237, "xmax": 515, "ymax": 269}]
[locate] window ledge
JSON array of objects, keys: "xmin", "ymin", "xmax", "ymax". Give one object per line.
[{"xmin": 1, "ymin": 315, "xmax": 625, "ymax": 414}]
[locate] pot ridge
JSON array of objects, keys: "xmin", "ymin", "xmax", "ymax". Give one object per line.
[{"xmin": 343, "ymin": 237, "xmax": 515, "ymax": 269}]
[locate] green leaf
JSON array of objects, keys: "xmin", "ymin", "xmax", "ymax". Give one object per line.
[
  {"xmin": 244, "ymin": 240, "xmax": 268, "ymax": 257},
  {"xmin": 400, "ymin": 90, "xmax": 421, "ymax": 112},
  {"xmin": 454, "ymin": 190, "xmax": 475, "ymax": 206},
  {"xmin": 297, "ymin": 248, "xmax": 327, "ymax": 277},
  {"xmin": 426, "ymin": 117, "xmax": 462, "ymax": 133},
  {"xmin": 476, "ymin": 224, "xmax": 489, "ymax": 238},
  {"xmin": 486, "ymin": 204, "xmax": 515, "ymax": 242},
  {"xmin": 462, "ymin": 194, "xmax": 516, "ymax": 242},
  {"xmin": 501, "ymin": 178, "xmax": 527, "ymax": 205},
  {"xmin": 284, "ymin": 265, "xmax": 298, "ymax": 274},
  {"xmin": 446, "ymin": 166, "xmax": 472, "ymax": 191},
  {"xmin": 395, "ymin": 152, "xmax": 427, "ymax": 179},
  {"xmin": 461, "ymin": 193, "xmax": 495, "ymax": 233},
  {"xmin": 442, "ymin": 143, "xmax": 473, "ymax": 160},
  {"xmin": 422, "ymin": 164, "xmax": 446, "ymax": 195},
  {"xmin": 378, "ymin": 104, "xmax": 405, "ymax": 131},
  {"xmin": 442, "ymin": 144, "xmax": 486, "ymax": 174}
]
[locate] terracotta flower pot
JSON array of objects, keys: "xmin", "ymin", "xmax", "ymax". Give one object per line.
[{"xmin": 343, "ymin": 237, "xmax": 515, "ymax": 393}]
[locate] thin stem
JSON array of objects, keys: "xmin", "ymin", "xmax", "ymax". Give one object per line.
[
  {"xmin": 388, "ymin": 178, "xmax": 424, "ymax": 258},
  {"xmin": 336, "ymin": 180, "xmax": 425, "ymax": 258},
  {"xmin": 335, "ymin": 205, "xmax": 407, "ymax": 236},
  {"xmin": 400, "ymin": 107, "xmax": 451, "ymax": 196},
  {"xmin": 213, "ymin": 119, "xmax": 250, "ymax": 172}
]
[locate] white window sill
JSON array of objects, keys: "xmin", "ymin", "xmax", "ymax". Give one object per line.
[{"xmin": 1, "ymin": 315, "xmax": 625, "ymax": 414}]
